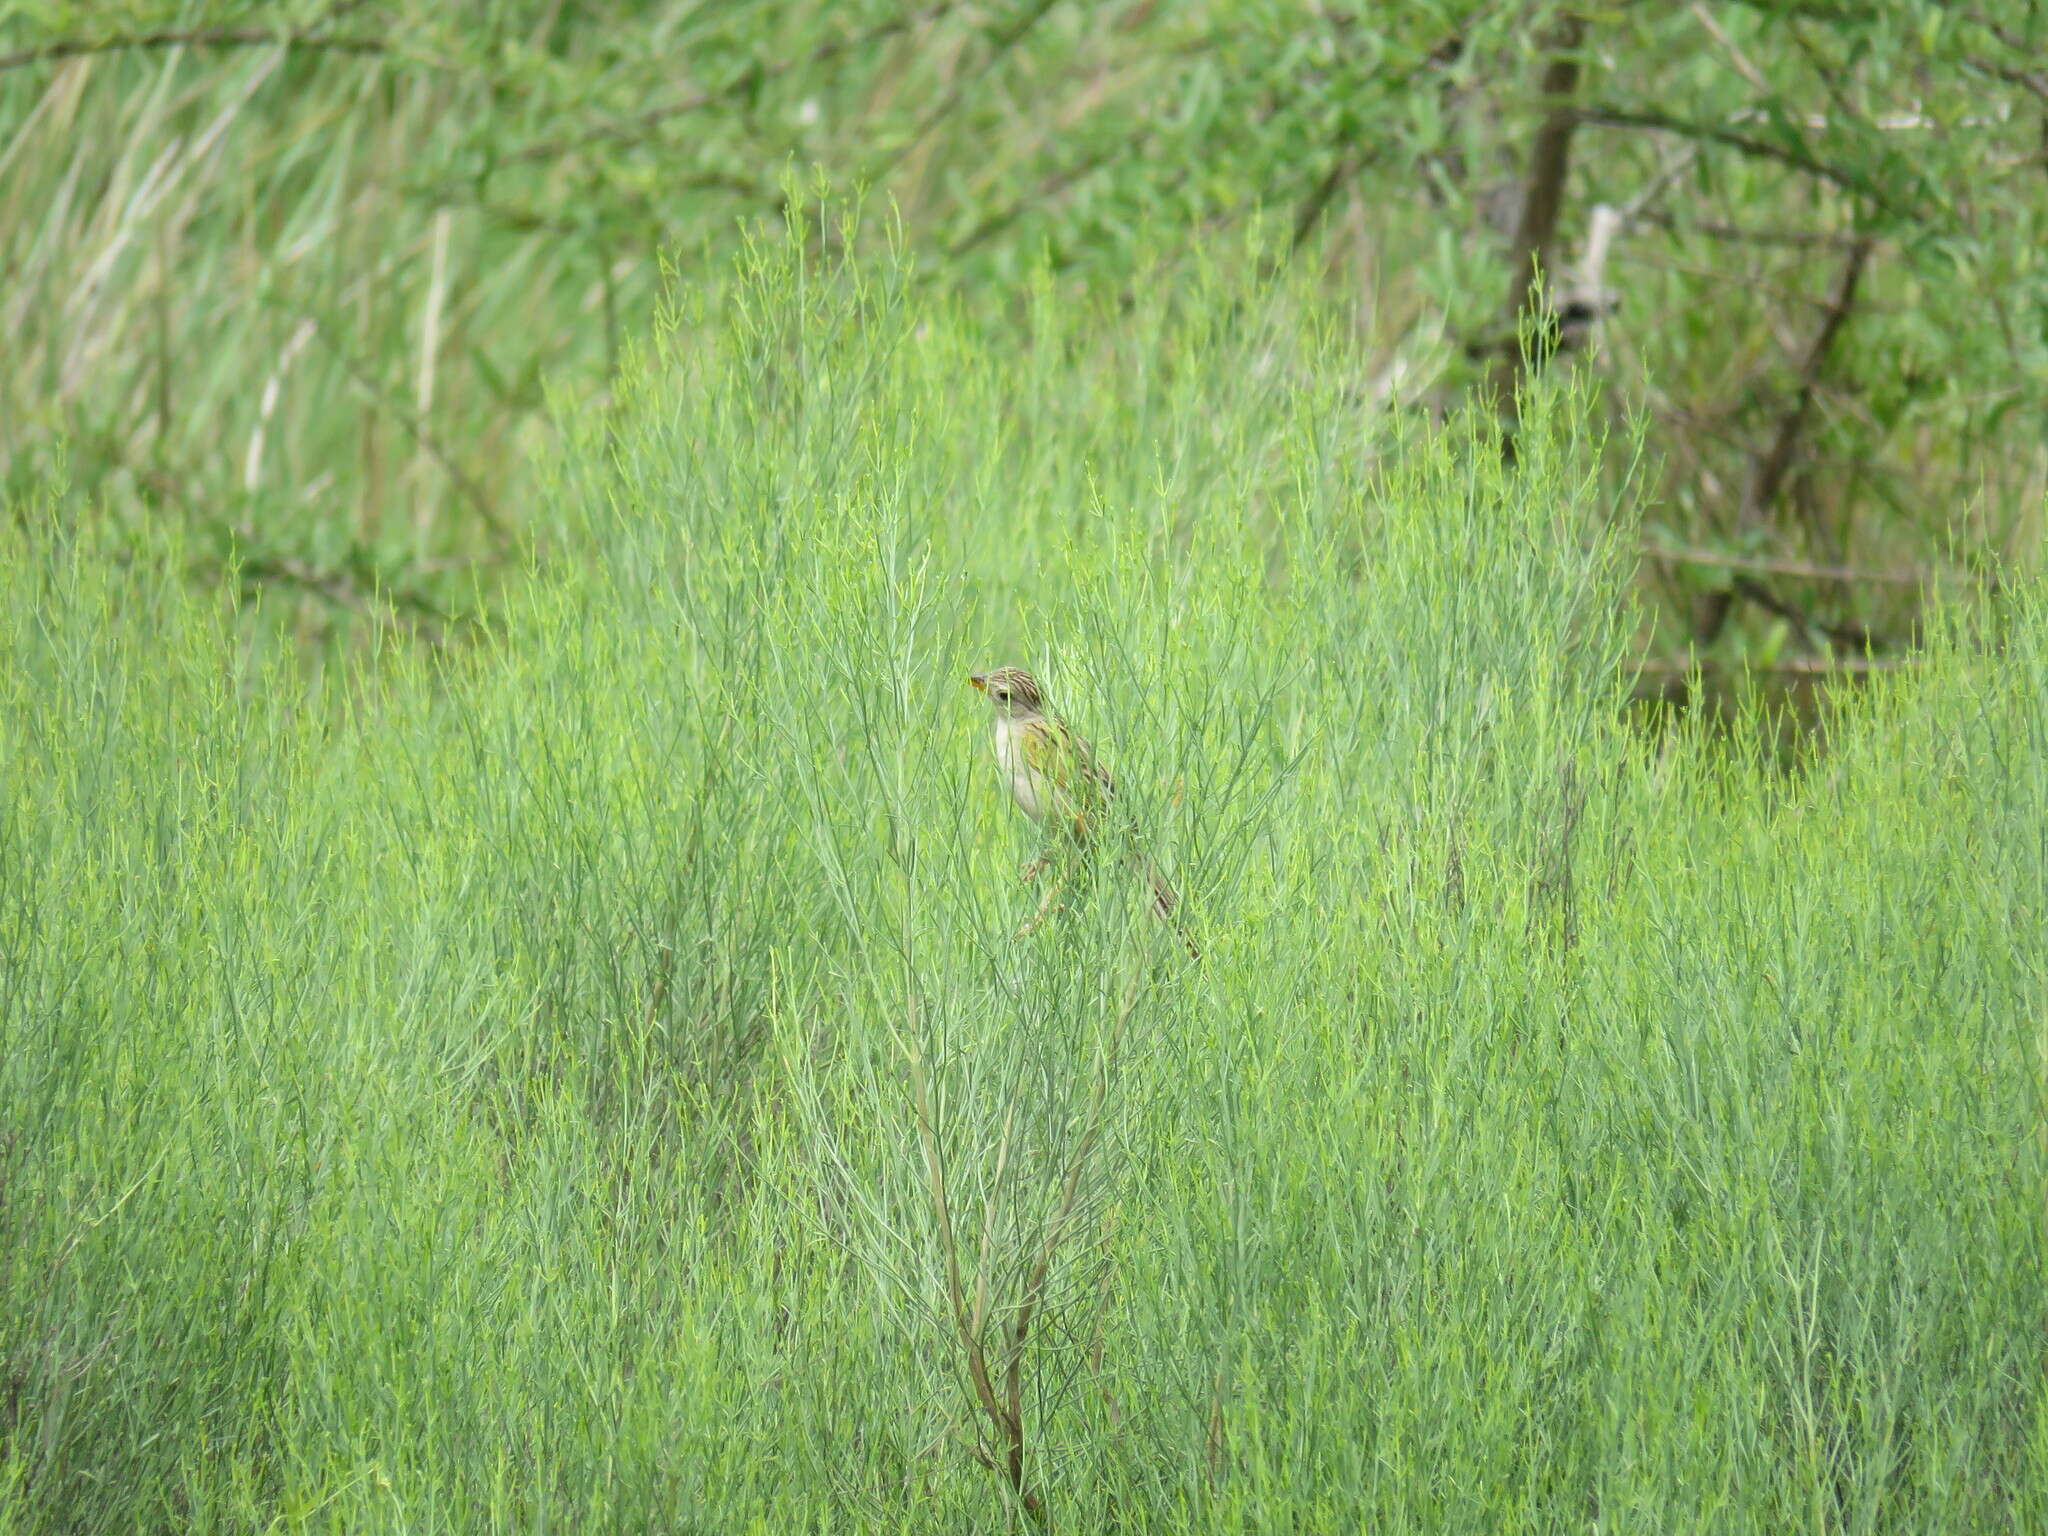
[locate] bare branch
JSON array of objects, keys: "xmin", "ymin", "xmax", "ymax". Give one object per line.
[
  {"xmin": 1636, "ymin": 208, "xmax": 1867, "ymax": 250},
  {"xmin": 1637, "ymin": 654, "xmax": 1906, "ymax": 678},
  {"xmin": 1291, "ymin": 33, "xmax": 1466, "ymax": 251},
  {"xmin": 1743, "ymin": 233, "xmax": 1875, "ymax": 523},
  {"xmin": 1491, "ymin": 9, "xmax": 1588, "ymax": 454},
  {"xmin": 855, "ymin": 0, "xmax": 1062, "ymax": 193},
  {"xmin": 505, "ymin": 1, "xmax": 968, "ymax": 167},
  {"xmin": 1729, "ymin": 574, "xmax": 1877, "ymax": 653},
  {"xmin": 0, "ymin": 4, "xmax": 405, "ymax": 73},
  {"xmin": 294, "ymin": 312, "xmax": 509, "ymax": 540},
  {"xmin": 1642, "ymin": 544, "xmax": 1931, "ymax": 585},
  {"xmin": 1576, "ymin": 105, "xmax": 1899, "ymax": 212}
]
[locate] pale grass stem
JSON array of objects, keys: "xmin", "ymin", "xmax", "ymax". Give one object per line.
[{"xmin": 245, "ymin": 318, "xmax": 317, "ymax": 495}]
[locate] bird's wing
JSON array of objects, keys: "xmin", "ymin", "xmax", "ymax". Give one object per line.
[{"xmin": 1021, "ymin": 717, "xmax": 1113, "ymax": 832}]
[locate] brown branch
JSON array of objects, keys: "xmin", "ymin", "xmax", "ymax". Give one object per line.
[
  {"xmin": 949, "ymin": 144, "xmax": 1120, "ymax": 258},
  {"xmin": 294, "ymin": 314, "xmax": 509, "ymax": 540},
  {"xmin": 505, "ymin": 1, "xmax": 966, "ymax": 167},
  {"xmin": 1729, "ymin": 574, "xmax": 1877, "ymax": 653},
  {"xmin": 1742, "ymin": 233, "xmax": 1874, "ymax": 524},
  {"xmin": 225, "ymin": 552, "xmax": 457, "ymax": 625},
  {"xmin": 948, "ymin": 27, "xmax": 1261, "ymax": 263},
  {"xmin": 1635, "ymin": 208, "xmax": 1868, "ymax": 250},
  {"xmin": 904, "ymin": 1015, "xmax": 1006, "ymax": 1448},
  {"xmin": 1291, "ymin": 152, "xmax": 1359, "ymax": 251},
  {"xmin": 1489, "ymin": 11, "xmax": 1588, "ymax": 463},
  {"xmin": 1642, "ymin": 545, "xmax": 1930, "ymax": 585},
  {"xmin": 1970, "ymin": 12, "xmax": 2048, "ymax": 100},
  {"xmin": 905, "ymin": 1003, "xmax": 1043, "ymax": 1524},
  {"xmin": 1576, "ymin": 105, "xmax": 1898, "ymax": 212},
  {"xmin": 0, "ymin": 8, "xmax": 398, "ymax": 74},
  {"xmin": 1291, "ymin": 35, "xmax": 1467, "ymax": 252},
  {"xmin": 1636, "ymin": 654, "xmax": 1906, "ymax": 678},
  {"xmin": 1502, "ymin": 16, "xmax": 1587, "ymax": 310},
  {"xmin": 1490, "ymin": 11, "xmax": 1588, "ymax": 397},
  {"xmin": 1962, "ymin": 55, "xmax": 2048, "ymax": 104},
  {"xmin": 856, "ymin": 0, "xmax": 1061, "ymax": 192}
]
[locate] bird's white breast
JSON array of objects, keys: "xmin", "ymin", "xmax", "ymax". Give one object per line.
[{"xmin": 992, "ymin": 714, "xmax": 1046, "ymax": 822}]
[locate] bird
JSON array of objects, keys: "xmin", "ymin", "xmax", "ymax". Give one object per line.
[{"xmin": 969, "ymin": 667, "xmax": 1196, "ymax": 957}]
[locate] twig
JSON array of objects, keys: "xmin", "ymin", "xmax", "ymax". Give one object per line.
[
  {"xmin": 1742, "ymin": 233, "xmax": 1875, "ymax": 523},
  {"xmin": 1291, "ymin": 151, "xmax": 1359, "ymax": 252},
  {"xmin": 1963, "ymin": 12, "xmax": 2048, "ymax": 102},
  {"xmin": 949, "ymin": 145, "xmax": 1120, "ymax": 258},
  {"xmin": 1729, "ymin": 574, "xmax": 1876, "ymax": 653},
  {"xmin": 942, "ymin": 22, "xmax": 1238, "ymax": 263},
  {"xmin": 906, "ymin": 972, "xmax": 1139, "ymax": 1528},
  {"xmin": 0, "ymin": 2, "xmax": 402, "ymax": 73},
  {"xmin": 415, "ymin": 208, "xmax": 454, "ymax": 545},
  {"xmin": 1490, "ymin": 8, "xmax": 1588, "ymax": 425},
  {"xmin": 224, "ymin": 552, "xmax": 457, "ymax": 625},
  {"xmin": 1576, "ymin": 105, "xmax": 1898, "ymax": 212},
  {"xmin": 1634, "ymin": 208, "xmax": 1867, "ymax": 250},
  {"xmin": 1291, "ymin": 34, "xmax": 1466, "ymax": 252},
  {"xmin": 1688, "ymin": 2, "xmax": 1769, "ymax": 92},
  {"xmin": 1642, "ymin": 544, "xmax": 1930, "ymax": 585},
  {"xmin": 855, "ymin": 0, "xmax": 1061, "ymax": 192},
  {"xmin": 903, "ymin": 1002, "xmax": 1039, "ymax": 1522},
  {"xmin": 294, "ymin": 311, "xmax": 509, "ymax": 540},
  {"xmin": 1556, "ymin": 139, "xmax": 1700, "ymax": 343},
  {"xmin": 1961, "ymin": 53, "xmax": 2048, "ymax": 105},
  {"xmin": 1636, "ymin": 654, "xmax": 1906, "ymax": 677},
  {"xmin": 0, "ymin": 28, "xmax": 387, "ymax": 72},
  {"xmin": 505, "ymin": 2, "xmax": 966, "ymax": 167},
  {"xmin": 904, "ymin": 1002, "xmax": 1006, "ymax": 1438},
  {"xmin": 245, "ymin": 319, "xmax": 318, "ymax": 494}
]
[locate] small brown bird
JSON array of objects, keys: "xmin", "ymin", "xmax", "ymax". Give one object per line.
[{"xmin": 970, "ymin": 667, "xmax": 1196, "ymax": 957}]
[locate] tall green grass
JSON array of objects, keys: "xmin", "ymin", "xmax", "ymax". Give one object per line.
[{"xmin": 2, "ymin": 236, "xmax": 2043, "ymax": 1532}]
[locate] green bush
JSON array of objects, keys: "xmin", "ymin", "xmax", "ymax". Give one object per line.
[{"xmin": 2, "ymin": 239, "xmax": 2041, "ymax": 1531}]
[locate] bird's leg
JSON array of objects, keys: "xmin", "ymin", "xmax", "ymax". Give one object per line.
[
  {"xmin": 1018, "ymin": 853, "xmax": 1050, "ymax": 884},
  {"xmin": 1015, "ymin": 872, "xmax": 1068, "ymax": 938}
]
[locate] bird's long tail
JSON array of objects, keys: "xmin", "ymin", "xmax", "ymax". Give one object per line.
[{"xmin": 1125, "ymin": 844, "xmax": 1199, "ymax": 961}]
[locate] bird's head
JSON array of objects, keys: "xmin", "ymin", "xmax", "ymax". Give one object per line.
[{"xmin": 969, "ymin": 667, "xmax": 1045, "ymax": 717}]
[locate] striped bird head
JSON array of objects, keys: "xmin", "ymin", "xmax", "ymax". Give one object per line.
[{"xmin": 969, "ymin": 667, "xmax": 1045, "ymax": 718}]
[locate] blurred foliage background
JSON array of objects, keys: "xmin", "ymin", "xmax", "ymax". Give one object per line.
[
  {"xmin": 5, "ymin": 8, "xmax": 2048, "ymax": 1527},
  {"xmin": 2, "ymin": 0, "xmax": 2044, "ymax": 690}
]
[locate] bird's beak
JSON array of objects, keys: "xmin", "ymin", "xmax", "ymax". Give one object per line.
[{"xmin": 968, "ymin": 674, "xmax": 987, "ymax": 692}]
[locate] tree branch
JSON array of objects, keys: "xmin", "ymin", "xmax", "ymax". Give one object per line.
[
  {"xmin": 225, "ymin": 552, "xmax": 457, "ymax": 625},
  {"xmin": 1742, "ymin": 232, "xmax": 1874, "ymax": 523},
  {"xmin": 1642, "ymin": 544, "xmax": 1928, "ymax": 586},
  {"xmin": 0, "ymin": 5, "xmax": 398, "ymax": 74},
  {"xmin": 1729, "ymin": 574, "xmax": 1877, "ymax": 652},
  {"xmin": 1576, "ymin": 105, "xmax": 1899, "ymax": 212},
  {"xmin": 1675, "ymin": 233, "xmax": 1883, "ymax": 650},
  {"xmin": 292, "ymin": 312, "xmax": 509, "ymax": 540},
  {"xmin": 1490, "ymin": 10, "xmax": 1587, "ymax": 454},
  {"xmin": 505, "ymin": 1, "xmax": 967, "ymax": 167},
  {"xmin": 1635, "ymin": 208, "xmax": 1868, "ymax": 250},
  {"xmin": 1636, "ymin": 654, "xmax": 1905, "ymax": 678},
  {"xmin": 1291, "ymin": 34, "xmax": 1466, "ymax": 252},
  {"xmin": 856, "ymin": 0, "xmax": 1061, "ymax": 191}
]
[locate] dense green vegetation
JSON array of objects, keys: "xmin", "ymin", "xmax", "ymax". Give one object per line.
[
  {"xmin": 3, "ymin": 1, "xmax": 2044, "ymax": 670},
  {"xmin": 4, "ymin": 242, "xmax": 2044, "ymax": 1531},
  {"xmin": 4, "ymin": 2, "xmax": 2046, "ymax": 1529}
]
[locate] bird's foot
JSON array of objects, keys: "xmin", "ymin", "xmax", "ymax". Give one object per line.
[
  {"xmin": 1015, "ymin": 878, "xmax": 1067, "ymax": 937},
  {"xmin": 1015, "ymin": 903, "xmax": 1066, "ymax": 939},
  {"xmin": 1018, "ymin": 855, "xmax": 1050, "ymax": 884}
]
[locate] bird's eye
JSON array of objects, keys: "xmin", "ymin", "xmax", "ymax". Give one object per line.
[{"xmin": 996, "ymin": 689, "xmax": 1010, "ymax": 702}]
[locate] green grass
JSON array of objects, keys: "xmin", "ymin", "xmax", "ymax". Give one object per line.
[{"xmin": 2, "ymin": 236, "xmax": 2043, "ymax": 1532}]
